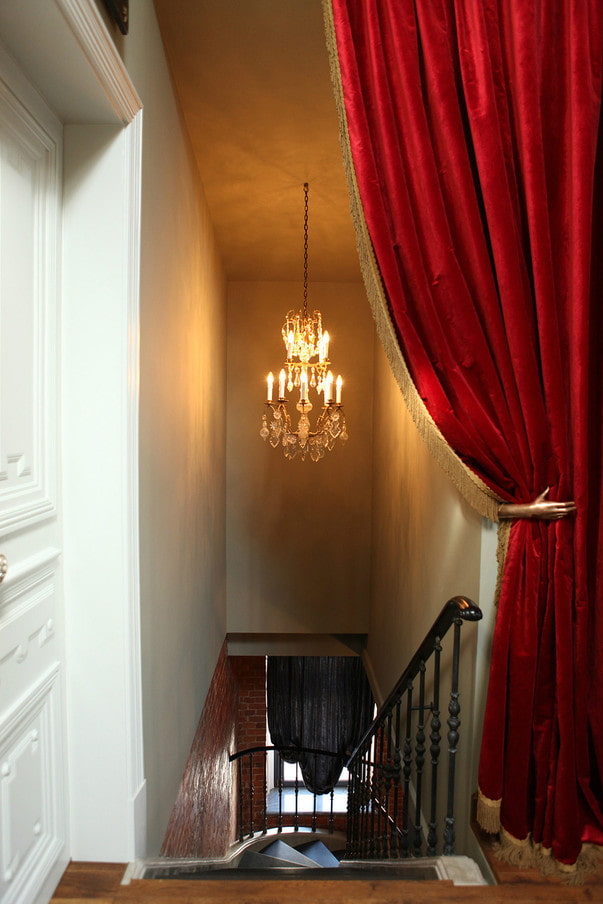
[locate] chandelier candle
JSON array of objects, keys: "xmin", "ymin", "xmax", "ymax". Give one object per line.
[{"xmin": 260, "ymin": 183, "xmax": 348, "ymax": 461}]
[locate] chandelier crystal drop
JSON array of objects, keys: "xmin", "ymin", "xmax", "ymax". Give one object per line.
[{"xmin": 260, "ymin": 183, "xmax": 348, "ymax": 461}]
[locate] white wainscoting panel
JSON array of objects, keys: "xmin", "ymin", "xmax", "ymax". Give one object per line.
[
  {"xmin": 0, "ymin": 550, "xmax": 61, "ymax": 715},
  {"xmin": 0, "ymin": 60, "xmax": 59, "ymax": 535},
  {"xmin": 0, "ymin": 664, "xmax": 64, "ymax": 904}
]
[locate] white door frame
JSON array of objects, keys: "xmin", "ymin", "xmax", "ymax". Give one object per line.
[{"xmin": 0, "ymin": 0, "xmax": 145, "ymax": 871}]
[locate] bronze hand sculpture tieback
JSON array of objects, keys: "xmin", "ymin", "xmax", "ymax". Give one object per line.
[{"xmin": 498, "ymin": 487, "xmax": 577, "ymax": 521}]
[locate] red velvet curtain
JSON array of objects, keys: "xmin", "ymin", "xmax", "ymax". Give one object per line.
[{"xmin": 328, "ymin": 0, "xmax": 603, "ymax": 868}]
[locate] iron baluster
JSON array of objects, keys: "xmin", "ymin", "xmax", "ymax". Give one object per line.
[
  {"xmin": 238, "ymin": 758, "xmax": 244, "ymax": 841},
  {"xmin": 294, "ymin": 762, "xmax": 300, "ymax": 831},
  {"xmin": 329, "ymin": 787, "xmax": 335, "ymax": 834},
  {"xmin": 376, "ymin": 726, "xmax": 386, "ymax": 857},
  {"xmin": 249, "ymin": 752, "xmax": 255, "ymax": 837},
  {"xmin": 355, "ymin": 754, "xmax": 363, "ymax": 858},
  {"xmin": 413, "ymin": 661, "xmax": 426, "ymax": 856},
  {"xmin": 443, "ymin": 616, "xmax": 462, "ymax": 855},
  {"xmin": 346, "ymin": 761, "xmax": 356, "ymax": 857},
  {"xmin": 386, "ymin": 710, "xmax": 394, "ymax": 858},
  {"xmin": 367, "ymin": 750, "xmax": 373, "ymax": 859},
  {"xmin": 427, "ymin": 636, "xmax": 442, "ymax": 855},
  {"xmin": 262, "ymin": 750, "xmax": 268, "ymax": 834},
  {"xmin": 312, "ymin": 753, "xmax": 318, "ymax": 832},
  {"xmin": 277, "ymin": 755, "xmax": 283, "ymax": 833},
  {"xmin": 345, "ymin": 764, "xmax": 354, "ymax": 856},
  {"xmin": 391, "ymin": 699, "xmax": 402, "ymax": 857},
  {"xmin": 371, "ymin": 737, "xmax": 380, "ymax": 858},
  {"xmin": 361, "ymin": 752, "xmax": 369, "ymax": 858},
  {"xmin": 400, "ymin": 683, "xmax": 413, "ymax": 857}
]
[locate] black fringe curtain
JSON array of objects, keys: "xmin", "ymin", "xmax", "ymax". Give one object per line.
[{"xmin": 266, "ymin": 656, "xmax": 374, "ymax": 794}]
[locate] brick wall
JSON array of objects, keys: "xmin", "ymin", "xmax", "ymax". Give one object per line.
[
  {"xmin": 160, "ymin": 651, "xmax": 347, "ymax": 856},
  {"xmin": 231, "ymin": 655, "xmax": 268, "ymax": 835},
  {"xmin": 161, "ymin": 642, "xmax": 239, "ymax": 858},
  {"xmin": 231, "ymin": 655, "xmax": 267, "ymax": 750}
]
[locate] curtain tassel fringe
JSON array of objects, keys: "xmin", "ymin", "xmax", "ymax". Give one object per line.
[
  {"xmin": 493, "ymin": 828, "xmax": 603, "ymax": 885},
  {"xmin": 476, "ymin": 788, "xmax": 502, "ymax": 834}
]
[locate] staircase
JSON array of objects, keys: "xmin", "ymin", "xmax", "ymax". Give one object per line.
[
  {"xmin": 128, "ymin": 829, "xmax": 486, "ymax": 885},
  {"xmin": 51, "ymin": 850, "xmax": 603, "ymax": 904},
  {"xmin": 119, "ymin": 595, "xmax": 490, "ymax": 897}
]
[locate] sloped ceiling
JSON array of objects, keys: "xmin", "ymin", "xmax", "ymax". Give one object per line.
[{"xmin": 153, "ymin": 0, "xmax": 361, "ymax": 282}]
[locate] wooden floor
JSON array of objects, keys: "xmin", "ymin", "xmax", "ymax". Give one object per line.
[{"xmin": 50, "ymin": 834, "xmax": 603, "ymax": 904}]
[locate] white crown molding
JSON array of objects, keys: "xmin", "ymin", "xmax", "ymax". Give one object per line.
[{"xmin": 55, "ymin": 0, "xmax": 142, "ymax": 124}]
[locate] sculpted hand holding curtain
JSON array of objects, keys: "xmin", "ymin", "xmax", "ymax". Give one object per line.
[
  {"xmin": 325, "ymin": 0, "xmax": 603, "ymax": 878},
  {"xmin": 498, "ymin": 489, "xmax": 577, "ymax": 521}
]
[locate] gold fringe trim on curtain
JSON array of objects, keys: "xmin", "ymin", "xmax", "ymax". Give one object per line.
[
  {"xmin": 476, "ymin": 788, "xmax": 502, "ymax": 834},
  {"xmin": 494, "ymin": 828, "xmax": 603, "ymax": 885},
  {"xmin": 321, "ymin": 0, "xmax": 502, "ymax": 525}
]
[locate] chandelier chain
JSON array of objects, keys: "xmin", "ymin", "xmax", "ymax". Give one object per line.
[{"xmin": 303, "ymin": 182, "xmax": 309, "ymax": 317}]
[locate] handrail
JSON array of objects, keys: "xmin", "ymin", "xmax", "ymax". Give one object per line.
[
  {"xmin": 230, "ymin": 745, "xmax": 340, "ymax": 763},
  {"xmin": 230, "ymin": 744, "xmax": 344, "ymax": 841},
  {"xmin": 345, "ymin": 594, "xmax": 482, "ymax": 859},
  {"xmin": 230, "ymin": 596, "xmax": 482, "ymax": 856},
  {"xmin": 347, "ymin": 595, "xmax": 481, "ymax": 767}
]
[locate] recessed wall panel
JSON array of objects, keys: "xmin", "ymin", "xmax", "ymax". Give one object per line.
[
  {"xmin": 0, "ymin": 667, "xmax": 64, "ymax": 904},
  {"xmin": 0, "ymin": 86, "xmax": 58, "ymax": 534}
]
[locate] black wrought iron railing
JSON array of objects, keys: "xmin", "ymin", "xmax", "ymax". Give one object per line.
[
  {"xmin": 229, "ymin": 745, "xmax": 343, "ymax": 842},
  {"xmin": 345, "ymin": 595, "xmax": 482, "ymax": 860}
]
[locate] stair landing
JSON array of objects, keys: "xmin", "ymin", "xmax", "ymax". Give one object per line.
[{"xmin": 51, "ymin": 850, "xmax": 603, "ymax": 904}]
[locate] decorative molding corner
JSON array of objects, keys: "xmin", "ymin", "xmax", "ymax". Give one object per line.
[{"xmin": 55, "ymin": 0, "xmax": 142, "ymax": 124}]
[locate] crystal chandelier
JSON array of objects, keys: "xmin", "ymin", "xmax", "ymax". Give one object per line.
[{"xmin": 260, "ymin": 183, "xmax": 348, "ymax": 461}]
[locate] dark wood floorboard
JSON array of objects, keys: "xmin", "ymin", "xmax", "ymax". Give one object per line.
[
  {"xmin": 49, "ymin": 854, "xmax": 603, "ymax": 904},
  {"xmin": 50, "ymin": 862, "xmax": 127, "ymax": 902}
]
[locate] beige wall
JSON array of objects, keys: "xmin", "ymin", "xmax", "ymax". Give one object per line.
[
  {"xmin": 366, "ymin": 339, "xmax": 483, "ymax": 698},
  {"xmin": 365, "ymin": 338, "xmax": 486, "ymax": 854},
  {"xmin": 226, "ymin": 281, "xmax": 374, "ymax": 634},
  {"xmin": 123, "ymin": 2, "xmax": 227, "ymax": 854}
]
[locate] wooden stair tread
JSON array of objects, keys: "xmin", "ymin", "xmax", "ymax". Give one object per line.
[
  {"xmin": 115, "ymin": 876, "xmax": 597, "ymax": 903},
  {"xmin": 51, "ymin": 860, "xmax": 603, "ymax": 903}
]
